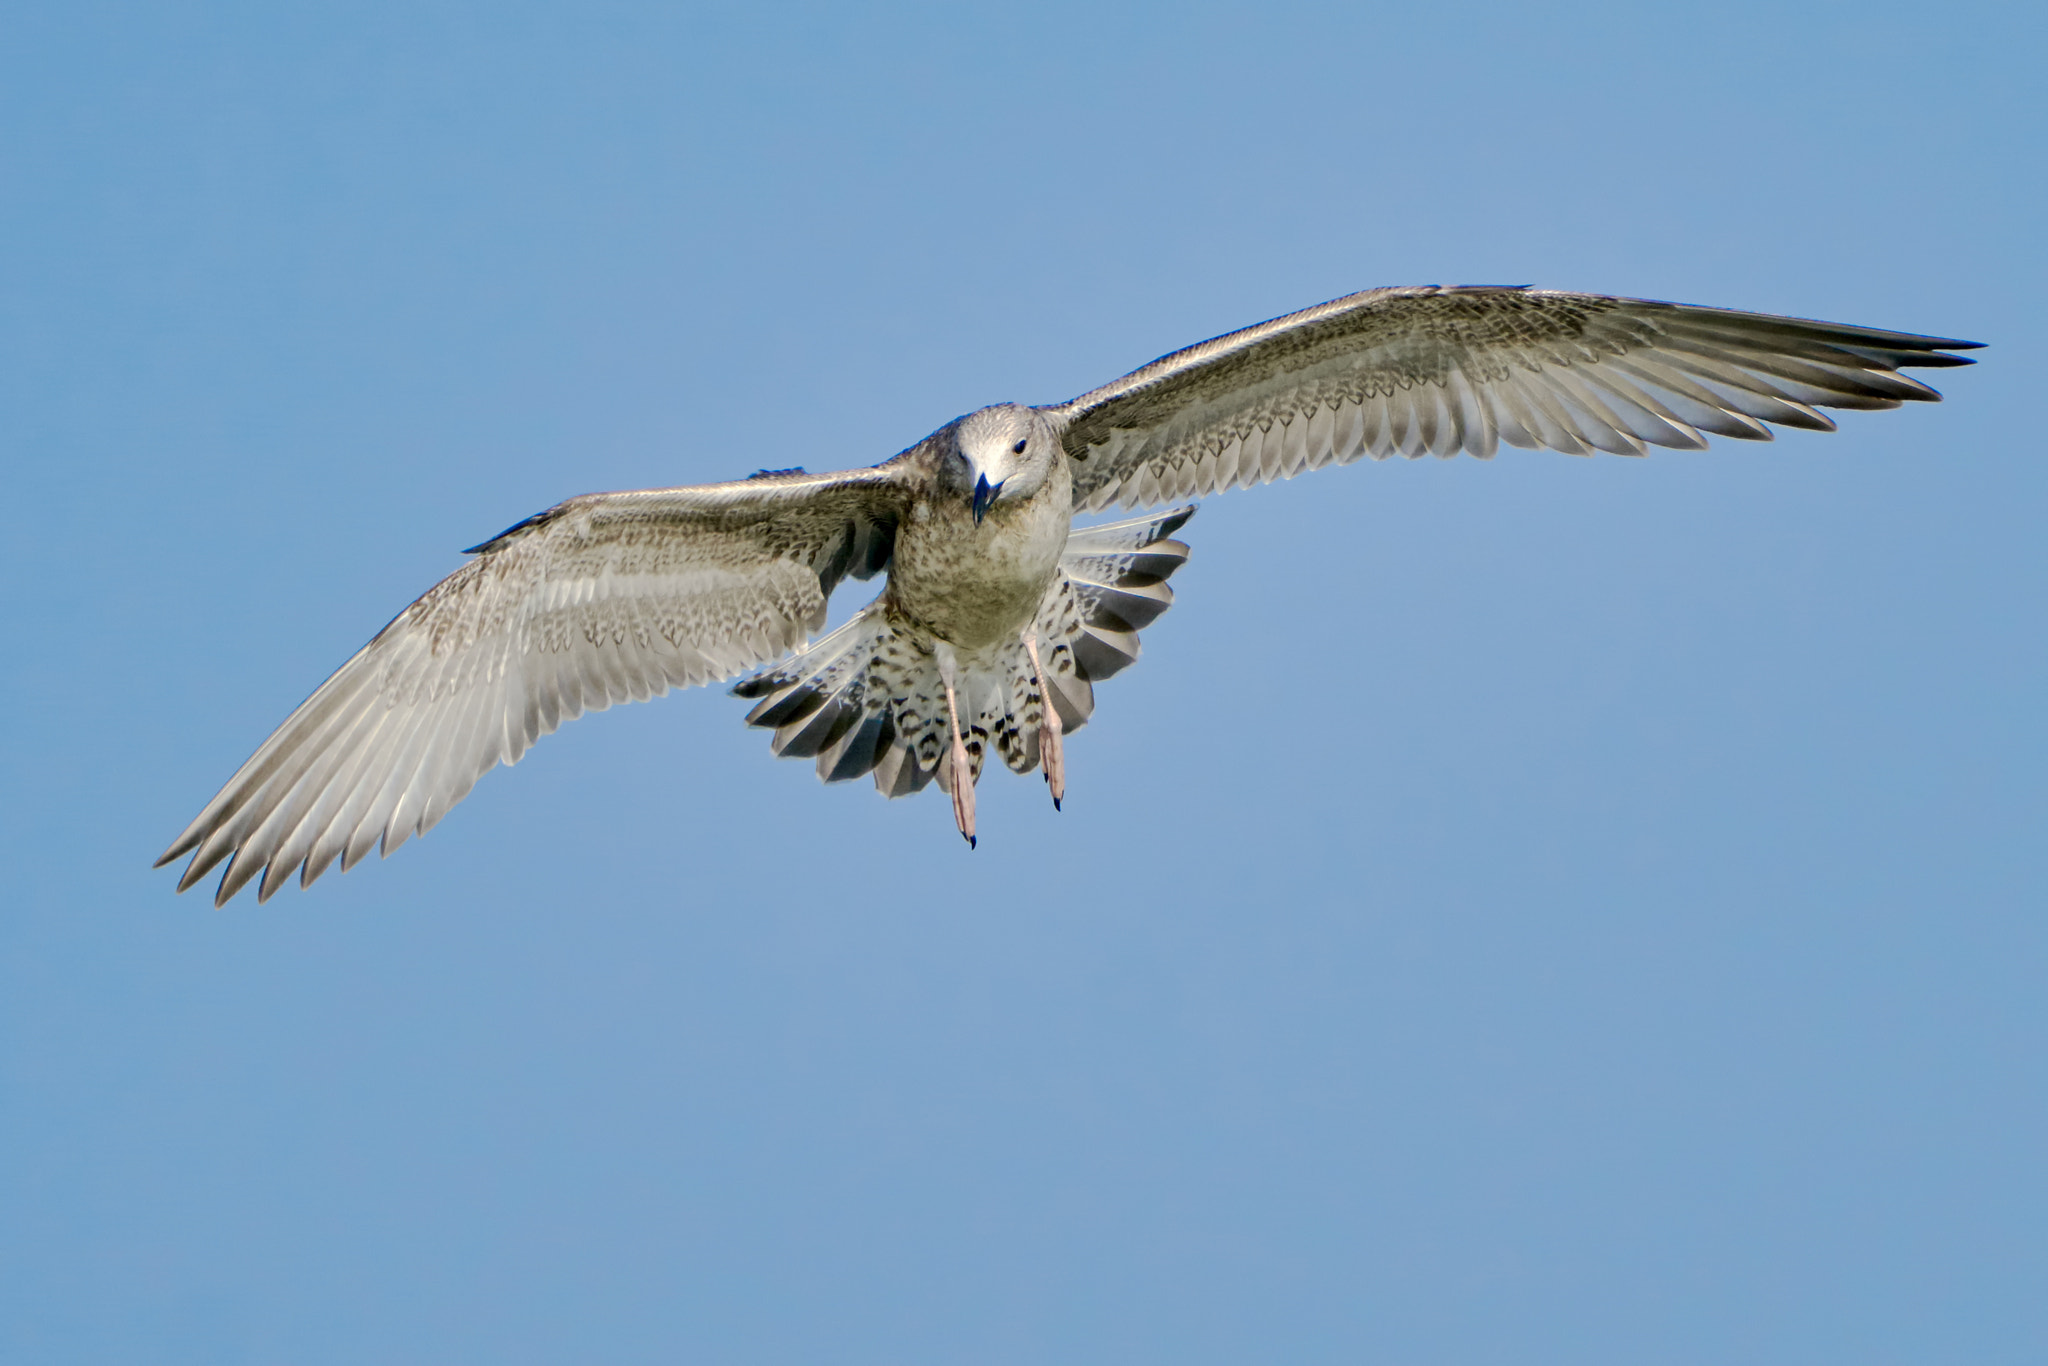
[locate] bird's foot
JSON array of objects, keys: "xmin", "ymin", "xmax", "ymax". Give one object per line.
[
  {"xmin": 948, "ymin": 732, "xmax": 976, "ymax": 848},
  {"xmin": 1024, "ymin": 631, "xmax": 1064, "ymax": 812},
  {"xmin": 940, "ymin": 662, "xmax": 976, "ymax": 849}
]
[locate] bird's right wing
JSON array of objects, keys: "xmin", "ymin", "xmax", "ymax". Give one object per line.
[
  {"xmin": 1049, "ymin": 286, "xmax": 1982, "ymax": 512},
  {"xmin": 158, "ymin": 466, "xmax": 910, "ymax": 905}
]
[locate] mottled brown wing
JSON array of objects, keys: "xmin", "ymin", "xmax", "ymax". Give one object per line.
[
  {"xmin": 158, "ymin": 466, "xmax": 909, "ymax": 905},
  {"xmin": 1049, "ymin": 285, "xmax": 1981, "ymax": 512}
]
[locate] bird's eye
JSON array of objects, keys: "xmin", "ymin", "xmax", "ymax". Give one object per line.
[{"xmin": 1012, "ymin": 439, "xmax": 1027, "ymax": 454}]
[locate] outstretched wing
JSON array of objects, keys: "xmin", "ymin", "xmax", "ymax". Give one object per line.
[
  {"xmin": 158, "ymin": 466, "xmax": 909, "ymax": 905},
  {"xmin": 1049, "ymin": 286, "xmax": 1982, "ymax": 512}
]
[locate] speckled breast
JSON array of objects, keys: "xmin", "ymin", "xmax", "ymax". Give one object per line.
[{"xmin": 888, "ymin": 460, "xmax": 1073, "ymax": 650}]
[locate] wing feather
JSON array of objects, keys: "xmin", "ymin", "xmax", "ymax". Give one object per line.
[
  {"xmin": 161, "ymin": 467, "xmax": 910, "ymax": 903},
  {"xmin": 1485, "ymin": 377, "xmax": 1538, "ymax": 450},
  {"xmin": 1050, "ymin": 286, "xmax": 1980, "ymax": 510}
]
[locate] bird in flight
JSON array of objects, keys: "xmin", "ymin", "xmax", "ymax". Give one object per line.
[{"xmin": 158, "ymin": 284, "xmax": 1979, "ymax": 904}]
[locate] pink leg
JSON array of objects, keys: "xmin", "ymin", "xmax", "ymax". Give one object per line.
[
  {"xmin": 939, "ymin": 664, "xmax": 976, "ymax": 849},
  {"xmin": 1024, "ymin": 631, "xmax": 1064, "ymax": 812}
]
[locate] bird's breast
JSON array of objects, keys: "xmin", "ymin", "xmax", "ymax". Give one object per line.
[{"xmin": 888, "ymin": 463, "xmax": 1073, "ymax": 649}]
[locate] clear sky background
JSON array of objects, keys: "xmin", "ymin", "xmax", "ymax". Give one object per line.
[{"xmin": 3, "ymin": 2, "xmax": 2042, "ymax": 1362}]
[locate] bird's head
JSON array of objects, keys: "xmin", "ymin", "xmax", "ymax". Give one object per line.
[{"xmin": 945, "ymin": 404, "xmax": 1056, "ymax": 525}]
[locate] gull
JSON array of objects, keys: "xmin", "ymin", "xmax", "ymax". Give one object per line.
[{"xmin": 157, "ymin": 284, "xmax": 1979, "ymax": 903}]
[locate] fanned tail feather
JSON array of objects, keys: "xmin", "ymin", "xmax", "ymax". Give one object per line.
[
  {"xmin": 733, "ymin": 506, "xmax": 1195, "ymax": 797},
  {"xmin": 1056, "ymin": 505, "xmax": 1193, "ymax": 688}
]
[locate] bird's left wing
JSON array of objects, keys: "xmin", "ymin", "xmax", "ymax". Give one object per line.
[
  {"xmin": 1047, "ymin": 285, "xmax": 1981, "ymax": 512},
  {"xmin": 158, "ymin": 466, "xmax": 909, "ymax": 905}
]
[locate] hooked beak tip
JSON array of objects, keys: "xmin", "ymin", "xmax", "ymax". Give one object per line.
[{"xmin": 971, "ymin": 474, "xmax": 1001, "ymax": 525}]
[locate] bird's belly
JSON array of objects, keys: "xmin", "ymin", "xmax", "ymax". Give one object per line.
[{"xmin": 890, "ymin": 494, "xmax": 1070, "ymax": 650}]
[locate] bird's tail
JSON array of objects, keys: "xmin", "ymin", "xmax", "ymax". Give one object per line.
[{"xmin": 732, "ymin": 506, "xmax": 1194, "ymax": 797}]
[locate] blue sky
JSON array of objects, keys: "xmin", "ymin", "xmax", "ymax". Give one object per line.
[{"xmin": 3, "ymin": 2, "xmax": 2042, "ymax": 1361}]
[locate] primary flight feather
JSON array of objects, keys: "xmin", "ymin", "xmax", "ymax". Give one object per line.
[{"xmin": 157, "ymin": 284, "xmax": 1980, "ymax": 904}]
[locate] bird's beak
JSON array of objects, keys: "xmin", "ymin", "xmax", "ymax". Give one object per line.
[{"xmin": 971, "ymin": 474, "xmax": 1002, "ymax": 525}]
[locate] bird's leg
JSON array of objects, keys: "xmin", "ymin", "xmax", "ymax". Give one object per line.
[
  {"xmin": 937, "ymin": 650, "xmax": 976, "ymax": 849},
  {"xmin": 1024, "ymin": 630, "xmax": 1064, "ymax": 812}
]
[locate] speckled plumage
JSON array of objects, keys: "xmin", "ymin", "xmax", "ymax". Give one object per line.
[{"xmin": 159, "ymin": 284, "xmax": 1978, "ymax": 902}]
